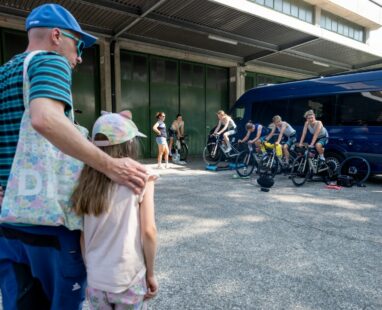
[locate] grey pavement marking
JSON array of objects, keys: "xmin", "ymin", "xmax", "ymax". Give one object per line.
[{"xmin": 1, "ymin": 159, "xmax": 381, "ymax": 310}]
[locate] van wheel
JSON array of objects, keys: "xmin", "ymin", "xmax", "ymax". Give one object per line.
[{"xmin": 325, "ymin": 152, "xmax": 343, "ymax": 175}]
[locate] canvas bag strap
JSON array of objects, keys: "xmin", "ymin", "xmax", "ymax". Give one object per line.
[{"xmin": 22, "ymin": 50, "xmax": 44, "ymax": 110}]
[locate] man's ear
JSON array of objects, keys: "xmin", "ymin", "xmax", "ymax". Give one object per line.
[{"xmin": 51, "ymin": 28, "xmax": 60, "ymax": 46}]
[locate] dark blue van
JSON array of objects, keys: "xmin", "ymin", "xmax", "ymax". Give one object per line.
[{"xmin": 232, "ymin": 69, "xmax": 382, "ymax": 175}]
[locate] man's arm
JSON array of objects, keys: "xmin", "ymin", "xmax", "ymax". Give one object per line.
[
  {"xmin": 30, "ymin": 98, "xmax": 147, "ymax": 194},
  {"xmin": 239, "ymin": 131, "xmax": 250, "ymax": 143},
  {"xmin": 265, "ymin": 126, "xmax": 275, "ymax": 142}
]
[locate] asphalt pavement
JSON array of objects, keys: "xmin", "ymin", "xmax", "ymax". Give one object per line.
[
  {"xmin": 1, "ymin": 159, "xmax": 381, "ymax": 310},
  {"xmin": 146, "ymin": 159, "xmax": 382, "ymax": 310}
]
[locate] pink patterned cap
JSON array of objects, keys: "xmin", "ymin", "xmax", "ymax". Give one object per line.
[{"xmin": 92, "ymin": 113, "xmax": 146, "ymax": 147}]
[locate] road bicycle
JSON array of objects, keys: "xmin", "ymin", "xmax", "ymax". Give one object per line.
[
  {"xmin": 203, "ymin": 134, "xmax": 241, "ymax": 166},
  {"xmin": 257, "ymin": 141, "xmax": 296, "ymax": 177},
  {"xmin": 170, "ymin": 135, "xmax": 189, "ymax": 162},
  {"xmin": 290, "ymin": 145, "xmax": 336, "ymax": 186}
]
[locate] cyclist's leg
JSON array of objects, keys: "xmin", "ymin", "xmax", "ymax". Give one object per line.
[
  {"xmin": 254, "ymin": 140, "xmax": 262, "ymax": 154},
  {"xmin": 315, "ymin": 137, "xmax": 328, "ymax": 160},
  {"xmin": 224, "ymin": 129, "xmax": 236, "ymax": 152},
  {"xmin": 156, "ymin": 138, "xmax": 165, "ymax": 168},
  {"xmin": 283, "ymin": 136, "xmax": 296, "ymax": 163},
  {"xmin": 168, "ymin": 136, "xmax": 174, "ymax": 154},
  {"xmin": 282, "ymin": 144, "xmax": 290, "ymax": 163},
  {"xmin": 259, "ymin": 137, "xmax": 267, "ymax": 154},
  {"xmin": 163, "ymin": 141, "xmax": 170, "ymax": 167},
  {"xmin": 222, "ymin": 131, "xmax": 229, "ymax": 145}
]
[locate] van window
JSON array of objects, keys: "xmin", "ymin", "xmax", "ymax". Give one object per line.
[
  {"xmin": 337, "ymin": 92, "xmax": 382, "ymax": 126},
  {"xmin": 252, "ymin": 99, "xmax": 289, "ymax": 125},
  {"xmin": 288, "ymin": 96, "xmax": 335, "ymax": 126},
  {"xmin": 233, "ymin": 107, "xmax": 245, "ymax": 122}
]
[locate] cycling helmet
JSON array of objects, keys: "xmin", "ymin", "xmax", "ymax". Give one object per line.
[{"xmin": 257, "ymin": 173, "xmax": 275, "ymax": 190}]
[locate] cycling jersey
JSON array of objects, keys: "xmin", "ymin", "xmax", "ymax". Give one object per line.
[
  {"xmin": 223, "ymin": 117, "xmax": 236, "ymax": 130},
  {"xmin": 276, "ymin": 122, "xmax": 296, "ymax": 138},
  {"xmin": 249, "ymin": 123, "xmax": 268, "ymax": 137},
  {"xmin": 308, "ymin": 122, "xmax": 328, "ymax": 138}
]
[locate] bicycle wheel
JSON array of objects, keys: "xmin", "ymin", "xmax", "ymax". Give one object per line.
[
  {"xmin": 203, "ymin": 143, "xmax": 222, "ymax": 165},
  {"xmin": 340, "ymin": 156, "xmax": 371, "ymax": 184},
  {"xmin": 290, "ymin": 156, "xmax": 309, "ymax": 186},
  {"xmin": 235, "ymin": 151, "xmax": 257, "ymax": 177},
  {"xmin": 258, "ymin": 155, "xmax": 279, "ymax": 177},
  {"xmin": 179, "ymin": 143, "xmax": 188, "ymax": 161}
]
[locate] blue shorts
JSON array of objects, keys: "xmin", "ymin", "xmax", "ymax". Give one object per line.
[
  {"xmin": 316, "ymin": 137, "xmax": 329, "ymax": 147},
  {"xmin": 156, "ymin": 137, "xmax": 167, "ymax": 145},
  {"xmin": 283, "ymin": 135, "xmax": 297, "ymax": 148},
  {"xmin": 168, "ymin": 128, "xmax": 176, "ymax": 138},
  {"xmin": 0, "ymin": 224, "xmax": 86, "ymax": 310}
]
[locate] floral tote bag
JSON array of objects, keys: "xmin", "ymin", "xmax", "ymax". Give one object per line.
[{"xmin": 1, "ymin": 51, "xmax": 87, "ymax": 230}]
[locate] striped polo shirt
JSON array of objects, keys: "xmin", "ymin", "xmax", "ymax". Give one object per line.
[{"xmin": 0, "ymin": 51, "xmax": 73, "ymax": 191}]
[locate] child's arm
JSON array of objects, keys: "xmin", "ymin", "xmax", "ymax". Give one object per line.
[{"xmin": 139, "ymin": 180, "xmax": 158, "ymax": 300}]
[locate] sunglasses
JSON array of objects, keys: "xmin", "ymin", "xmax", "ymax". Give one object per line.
[{"xmin": 61, "ymin": 30, "xmax": 85, "ymax": 58}]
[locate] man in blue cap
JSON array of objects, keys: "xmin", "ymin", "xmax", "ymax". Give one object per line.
[{"xmin": 0, "ymin": 3, "xmax": 148, "ymax": 309}]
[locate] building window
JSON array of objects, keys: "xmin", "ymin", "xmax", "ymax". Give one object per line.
[
  {"xmin": 320, "ymin": 10, "xmax": 365, "ymax": 42},
  {"xmin": 250, "ymin": 0, "xmax": 314, "ymax": 23}
]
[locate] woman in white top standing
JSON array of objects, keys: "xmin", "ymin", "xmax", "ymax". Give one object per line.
[
  {"xmin": 168, "ymin": 113, "xmax": 184, "ymax": 155},
  {"xmin": 72, "ymin": 113, "xmax": 158, "ymax": 310},
  {"xmin": 299, "ymin": 109, "xmax": 329, "ymax": 161},
  {"xmin": 213, "ymin": 110, "xmax": 237, "ymax": 153}
]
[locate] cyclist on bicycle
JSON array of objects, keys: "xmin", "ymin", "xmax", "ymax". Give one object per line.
[
  {"xmin": 260, "ymin": 123, "xmax": 283, "ymax": 160},
  {"xmin": 298, "ymin": 109, "xmax": 328, "ymax": 162},
  {"xmin": 213, "ymin": 110, "xmax": 237, "ymax": 153},
  {"xmin": 168, "ymin": 113, "xmax": 184, "ymax": 156},
  {"xmin": 267, "ymin": 115, "xmax": 297, "ymax": 165},
  {"xmin": 238, "ymin": 121, "xmax": 267, "ymax": 152}
]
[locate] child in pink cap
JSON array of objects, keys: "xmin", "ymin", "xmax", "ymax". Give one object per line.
[{"xmin": 71, "ymin": 113, "xmax": 158, "ymax": 309}]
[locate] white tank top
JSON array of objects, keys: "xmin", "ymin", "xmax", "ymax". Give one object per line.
[
  {"xmin": 308, "ymin": 122, "xmax": 328, "ymax": 138},
  {"xmin": 281, "ymin": 122, "xmax": 296, "ymax": 137},
  {"xmin": 223, "ymin": 117, "xmax": 236, "ymax": 129},
  {"xmin": 84, "ymin": 185, "xmax": 146, "ymax": 293}
]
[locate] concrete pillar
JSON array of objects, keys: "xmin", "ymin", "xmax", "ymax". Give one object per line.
[
  {"xmin": 314, "ymin": 6, "xmax": 321, "ymax": 27},
  {"xmin": 114, "ymin": 41, "xmax": 122, "ymax": 112},
  {"xmin": 98, "ymin": 39, "xmax": 112, "ymax": 112},
  {"xmin": 229, "ymin": 66, "xmax": 246, "ymax": 108}
]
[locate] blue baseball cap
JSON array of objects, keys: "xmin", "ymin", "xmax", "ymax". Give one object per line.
[{"xmin": 26, "ymin": 3, "xmax": 97, "ymax": 48}]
